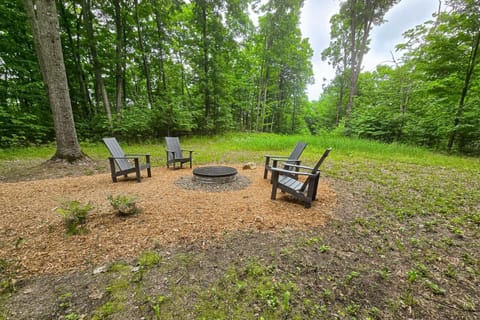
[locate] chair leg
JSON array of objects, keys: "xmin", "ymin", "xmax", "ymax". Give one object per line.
[
  {"xmin": 146, "ymin": 155, "xmax": 152, "ymax": 177},
  {"xmin": 134, "ymin": 158, "xmax": 141, "ymax": 182},
  {"xmin": 271, "ymin": 171, "xmax": 279, "ymax": 200},
  {"xmin": 264, "ymin": 157, "xmax": 270, "ymax": 179},
  {"xmin": 109, "ymin": 158, "xmax": 117, "ymax": 183}
]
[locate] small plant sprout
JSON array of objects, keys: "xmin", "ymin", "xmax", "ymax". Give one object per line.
[
  {"xmin": 56, "ymin": 200, "xmax": 93, "ymax": 235},
  {"xmin": 318, "ymin": 244, "xmax": 330, "ymax": 253},
  {"xmin": 107, "ymin": 194, "xmax": 139, "ymax": 216}
]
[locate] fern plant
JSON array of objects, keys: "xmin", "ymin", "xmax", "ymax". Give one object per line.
[{"xmin": 56, "ymin": 200, "xmax": 93, "ymax": 235}]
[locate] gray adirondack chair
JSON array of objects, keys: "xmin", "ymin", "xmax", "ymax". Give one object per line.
[
  {"xmin": 270, "ymin": 148, "xmax": 331, "ymax": 208},
  {"xmin": 102, "ymin": 137, "xmax": 151, "ymax": 182},
  {"xmin": 264, "ymin": 142, "xmax": 307, "ymax": 179},
  {"xmin": 165, "ymin": 137, "xmax": 193, "ymax": 169}
]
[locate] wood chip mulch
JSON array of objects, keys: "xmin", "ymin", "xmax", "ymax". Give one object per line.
[{"xmin": 0, "ymin": 165, "xmax": 336, "ymax": 279}]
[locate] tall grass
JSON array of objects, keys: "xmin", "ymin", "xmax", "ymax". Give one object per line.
[{"xmin": 0, "ymin": 133, "xmax": 478, "ymax": 171}]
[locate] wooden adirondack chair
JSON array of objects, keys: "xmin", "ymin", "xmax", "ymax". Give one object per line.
[
  {"xmin": 102, "ymin": 137, "xmax": 151, "ymax": 183},
  {"xmin": 165, "ymin": 137, "xmax": 193, "ymax": 169},
  {"xmin": 264, "ymin": 142, "xmax": 307, "ymax": 179},
  {"xmin": 270, "ymin": 148, "xmax": 331, "ymax": 208}
]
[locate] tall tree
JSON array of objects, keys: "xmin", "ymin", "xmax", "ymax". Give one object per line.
[
  {"xmin": 113, "ymin": 0, "xmax": 125, "ymax": 116},
  {"xmin": 445, "ymin": 0, "xmax": 480, "ymax": 150},
  {"xmin": 255, "ymin": 0, "xmax": 313, "ymax": 133},
  {"xmin": 80, "ymin": 0, "xmax": 113, "ymax": 125},
  {"xmin": 328, "ymin": 0, "xmax": 399, "ymax": 130},
  {"xmin": 23, "ymin": 0, "xmax": 84, "ymax": 161},
  {"xmin": 322, "ymin": 13, "xmax": 350, "ymax": 127}
]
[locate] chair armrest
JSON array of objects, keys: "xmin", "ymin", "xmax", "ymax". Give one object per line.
[
  {"xmin": 265, "ymin": 155, "xmax": 289, "ymax": 159},
  {"xmin": 109, "ymin": 156, "xmax": 140, "ymax": 159},
  {"xmin": 271, "ymin": 159, "xmax": 301, "ymax": 168},
  {"xmin": 281, "ymin": 163, "xmax": 316, "ymax": 171},
  {"xmin": 125, "ymin": 153, "xmax": 150, "ymax": 157},
  {"xmin": 265, "ymin": 155, "xmax": 289, "ymax": 168},
  {"xmin": 270, "ymin": 167, "xmax": 318, "ymax": 177}
]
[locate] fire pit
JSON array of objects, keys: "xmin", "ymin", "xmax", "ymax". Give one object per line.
[{"xmin": 193, "ymin": 166, "xmax": 238, "ymax": 184}]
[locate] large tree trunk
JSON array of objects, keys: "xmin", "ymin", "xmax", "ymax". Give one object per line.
[{"xmin": 24, "ymin": 0, "xmax": 84, "ymax": 162}]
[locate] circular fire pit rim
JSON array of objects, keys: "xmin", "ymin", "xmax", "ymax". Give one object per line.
[{"xmin": 192, "ymin": 166, "xmax": 238, "ymax": 184}]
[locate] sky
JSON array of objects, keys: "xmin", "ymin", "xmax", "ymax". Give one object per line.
[{"xmin": 300, "ymin": 0, "xmax": 440, "ymax": 100}]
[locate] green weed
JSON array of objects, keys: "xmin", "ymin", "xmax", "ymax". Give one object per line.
[
  {"xmin": 107, "ymin": 194, "xmax": 139, "ymax": 216},
  {"xmin": 56, "ymin": 200, "xmax": 93, "ymax": 235},
  {"xmin": 138, "ymin": 251, "xmax": 161, "ymax": 268}
]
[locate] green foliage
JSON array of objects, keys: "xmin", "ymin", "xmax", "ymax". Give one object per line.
[
  {"xmin": 138, "ymin": 251, "xmax": 161, "ymax": 268},
  {"xmin": 56, "ymin": 200, "xmax": 93, "ymax": 235},
  {"xmin": 0, "ymin": 0, "xmax": 52, "ymax": 148},
  {"xmin": 1, "ymin": 0, "xmax": 479, "ymax": 155},
  {"xmin": 0, "ymin": 109, "xmax": 51, "ymax": 148},
  {"xmin": 0, "ymin": 259, "xmax": 17, "ymax": 295},
  {"xmin": 315, "ymin": 2, "xmax": 480, "ymax": 154},
  {"xmin": 107, "ymin": 194, "xmax": 139, "ymax": 216},
  {"xmin": 194, "ymin": 261, "xmax": 297, "ymax": 319}
]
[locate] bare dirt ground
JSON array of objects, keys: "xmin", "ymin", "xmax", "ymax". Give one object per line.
[{"xmin": 0, "ymin": 161, "xmax": 336, "ymax": 279}]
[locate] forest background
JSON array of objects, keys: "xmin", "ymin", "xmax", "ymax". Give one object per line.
[{"xmin": 1, "ymin": 0, "xmax": 479, "ymax": 155}]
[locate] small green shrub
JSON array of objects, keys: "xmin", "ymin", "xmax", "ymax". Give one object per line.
[
  {"xmin": 56, "ymin": 200, "xmax": 93, "ymax": 235},
  {"xmin": 107, "ymin": 194, "xmax": 139, "ymax": 216}
]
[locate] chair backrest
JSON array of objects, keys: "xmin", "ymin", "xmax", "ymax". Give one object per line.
[
  {"xmin": 282, "ymin": 141, "xmax": 307, "ymax": 171},
  {"xmin": 299, "ymin": 147, "xmax": 332, "ymax": 192},
  {"xmin": 102, "ymin": 137, "xmax": 132, "ymax": 171},
  {"xmin": 288, "ymin": 142, "xmax": 307, "ymax": 160},
  {"xmin": 311, "ymin": 148, "xmax": 332, "ymax": 173},
  {"xmin": 165, "ymin": 137, "xmax": 182, "ymax": 160}
]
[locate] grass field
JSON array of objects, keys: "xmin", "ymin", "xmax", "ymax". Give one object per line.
[{"xmin": 1, "ymin": 133, "xmax": 479, "ymax": 319}]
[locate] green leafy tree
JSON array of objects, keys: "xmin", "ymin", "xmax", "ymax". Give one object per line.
[
  {"xmin": 324, "ymin": 0, "xmax": 399, "ymax": 131},
  {"xmin": 398, "ymin": 0, "xmax": 480, "ymax": 152},
  {"xmin": 254, "ymin": 0, "xmax": 313, "ymax": 134}
]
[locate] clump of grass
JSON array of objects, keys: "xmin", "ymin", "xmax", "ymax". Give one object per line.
[
  {"xmin": 107, "ymin": 194, "xmax": 139, "ymax": 216},
  {"xmin": 0, "ymin": 259, "xmax": 17, "ymax": 295},
  {"xmin": 138, "ymin": 251, "xmax": 161, "ymax": 268},
  {"xmin": 56, "ymin": 200, "xmax": 93, "ymax": 235}
]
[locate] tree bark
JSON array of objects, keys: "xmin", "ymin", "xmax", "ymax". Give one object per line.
[{"xmin": 23, "ymin": 0, "xmax": 84, "ymax": 161}]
